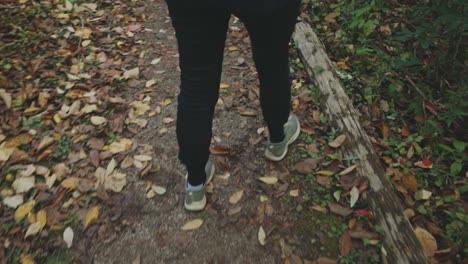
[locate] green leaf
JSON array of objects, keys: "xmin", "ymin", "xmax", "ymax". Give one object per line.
[
  {"xmin": 450, "ymin": 160, "xmax": 462, "ymax": 176},
  {"xmin": 453, "ymin": 140, "xmax": 466, "ymax": 153}
]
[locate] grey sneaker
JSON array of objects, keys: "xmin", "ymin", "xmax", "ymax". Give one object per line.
[
  {"xmin": 265, "ymin": 114, "xmax": 301, "ymax": 161},
  {"xmin": 184, "ymin": 160, "xmax": 215, "ymax": 211}
]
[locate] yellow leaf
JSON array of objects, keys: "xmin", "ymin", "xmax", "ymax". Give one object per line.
[
  {"xmin": 28, "ymin": 212, "xmax": 36, "ymax": 224},
  {"xmin": 82, "ymin": 40, "xmax": 91, "ymax": 47},
  {"xmin": 159, "ymin": 99, "xmax": 172, "ymax": 106},
  {"xmin": 415, "ymin": 227, "xmax": 437, "ymax": 257},
  {"xmin": 53, "ymin": 113, "xmax": 62, "ymax": 124},
  {"xmin": 229, "ymin": 190, "xmax": 244, "ymax": 205},
  {"xmin": 219, "ymin": 83, "xmax": 230, "ymax": 89},
  {"xmin": 227, "ymin": 46, "xmax": 238, "ymax": 51},
  {"xmin": 103, "ymin": 138, "xmax": 133, "ymax": 153},
  {"xmin": 37, "ymin": 210, "xmax": 47, "ymax": 230},
  {"xmin": 61, "ymin": 177, "xmax": 80, "ymax": 189},
  {"xmin": 291, "ymin": 99, "xmax": 299, "ymax": 111},
  {"xmin": 23, "ymin": 105, "xmax": 40, "ymax": 113},
  {"xmin": 20, "ymin": 254, "xmax": 35, "ymax": 264},
  {"xmin": 181, "ymin": 218, "xmax": 203, "ymax": 231},
  {"xmin": 317, "ymin": 170, "xmax": 335, "ymax": 176},
  {"xmin": 15, "ymin": 200, "xmax": 36, "ymax": 221},
  {"xmin": 84, "ymin": 206, "xmax": 99, "ymax": 228}
]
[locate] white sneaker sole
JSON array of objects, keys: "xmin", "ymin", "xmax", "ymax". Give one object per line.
[
  {"xmin": 184, "ymin": 163, "xmax": 215, "ymax": 211},
  {"xmin": 265, "ymin": 122, "xmax": 301, "ymax": 162}
]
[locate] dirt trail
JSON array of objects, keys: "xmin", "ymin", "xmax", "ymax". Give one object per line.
[{"xmin": 93, "ymin": 1, "xmax": 287, "ymax": 263}]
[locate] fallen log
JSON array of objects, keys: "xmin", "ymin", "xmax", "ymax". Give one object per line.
[{"xmin": 293, "ymin": 21, "xmax": 428, "ymax": 264}]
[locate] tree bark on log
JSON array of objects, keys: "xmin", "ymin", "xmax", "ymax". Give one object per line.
[{"xmin": 293, "ymin": 22, "xmax": 429, "ymax": 264}]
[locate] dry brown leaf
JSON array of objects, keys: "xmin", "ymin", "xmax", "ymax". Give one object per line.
[
  {"xmin": 415, "ymin": 227, "xmax": 437, "ymax": 257},
  {"xmin": 327, "ymin": 201, "xmax": 352, "ymax": 217},
  {"xmin": 328, "ymin": 134, "xmax": 347, "ymax": 148},
  {"xmin": 401, "ymin": 174, "xmax": 418, "ymax": 192},
  {"xmin": 294, "ymin": 158, "xmax": 319, "ymax": 174},
  {"xmin": 381, "ymin": 122, "xmax": 390, "ymax": 139},
  {"xmin": 339, "ymin": 230, "xmax": 352, "ymax": 256},
  {"xmin": 0, "ymin": 89, "xmax": 12, "ymax": 108},
  {"xmin": 181, "ymin": 219, "xmax": 203, "ymax": 231},
  {"xmin": 210, "ymin": 145, "xmax": 232, "ymax": 155},
  {"xmin": 229, "ymin": 190, "xmax": 244, "ymax": 204}
]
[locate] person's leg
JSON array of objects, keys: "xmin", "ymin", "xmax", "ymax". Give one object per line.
[
  {"xmin": 236, "ymin": 1, "xmax": 301, "ymax": 143},
  {"xmin": 166, "ymin": 1, "xmax": 230, "ymax": 186}
]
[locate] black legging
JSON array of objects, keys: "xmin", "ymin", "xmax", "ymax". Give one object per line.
[{"xmin": 166, "ymin": 0, "xmax": 301, "ymax": 185}]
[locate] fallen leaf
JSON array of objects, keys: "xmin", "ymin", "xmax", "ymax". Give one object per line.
[
  {"xmin": 159, "ymin": 99, "xmax": 172, "ymax": 106},
  {"xmin": 220, "ymin": 83, "xmax": 230, "ymax": 89},
  {"xmin": 414, "ymin": 159, "xmax": 433, "ymax": 169},
  {"xmin": 258, "ymin": 177, "xmax": 278, "ymax": 185},
  {"xmin": 25, "ymin": 222, "xmax": 42, "ymax": 238},
  {"xmin": 84, "ymin": 206, "xmax": 99, "ymax": 229},
  {"xmin": 3, "ymin": 195, "xmax": 24, "ymax": 208},
  {"xmin": 37, "ymin": 210, "xmax": 47, "ymax": 230},
  {"xmin": 350, "ymin": 186, "xmax": 359, "ymax": 207},
  {"xmin": 90, "ymin": 116, "xmax": 107, "ymax": 126},
  {"xmin": 181, "ymin": 219, "xmax": 203, "ymax": 231},
  {"xmin": 63, "ymin": 227, "xmax": 74, "ymax": 248},
  {"xmin": 163, "ymin": 117, "xmax": 174, "ymax": 124},
  {"xmin": 15, "ymin": 200, "xmax": 36, "ymax": 221},
  {"xmin": 328, "ymin": 201, "xmax": 352, "ymax": 217},
  {"xmin": 316, "ymin": 175, "xmax": 330, "ymax": 186},
  {"xmin": 312, "ymin": 110, "xmax": 321, "ymax": 123},
  {"xmin": 415, "ymin": 189, "xmax": 432, "ymax": 200},
  {"xmin": 295, "ymin": 158, "xmax": 319, "ymax": 174},
  {"xmin": 150, "ymin": 58, "xmax": 161, "ymax": 65},
  {"xmin": 123, "ymin": 67, "xmax": 139, "ymax": 79},
  {"xmin": 104, "ymin": 138, "xmax": 133, "ymax": 153},
  {"xmin": 381, "ymin": 122, "xmax": 390, "ymax": 138},
  {"xmin": 339, "ymin": 165, "xmax": 358, "ymax": 176},
  {"xmin": 0, "ymin": 89, "xmax": 12, "ymax": 108},
  {"xmin": 229, "ymin": 190, "xmax": 244, "ymax": 204},
  {"xmin": 258, "ymin": 226, "xmax": 266, "ymax": 246},
  {"xmin": 329, "ymin": 134, "xmax": 347, "ymax": 148},
  {"xmin": 152, "ymin": 185, "xmax": 166, "ymax": 195},
  {"xmin": 19, "ymin": 254, "xmax": 35, "ymax": 264},
  {"xmin": 61, "ymin": 177, "xmax": 80, "ymax": 189},
  {"xmin": 210, "ymin": 145, "xmax": 231, "ymax": 155},
  {"xmin": 12, "ymin": 177, "xmax": 35, "ymax": 193},
  {"xmin": 339, "ymin": 230, "xmax": 352, "ymax": 256},
  {"xmin": 145, "ymin": 79, "xmax": 156, "ymax": 87},
  {"xmin": 289, "ymin": 189, "xmax": 300, "ymax": 197},
  {"xmin": 317, "ymin": 170, "xmax": 334, "ymax": 176},
  {"xmin": 401, "ymin": 174, "xmax": 418, "ymax": 192},
  {"xmin": 415, "ymin": 227, "xmax": 437, "ymax": 257}
]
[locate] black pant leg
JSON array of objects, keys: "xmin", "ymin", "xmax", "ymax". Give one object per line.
[
  {"xmin": 236, "ymin": 0, "xmax": 301, "ymax": 143},
  {"xmin": 166, "ymin": 2, "xmax": 230, "ymax": 185}
]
